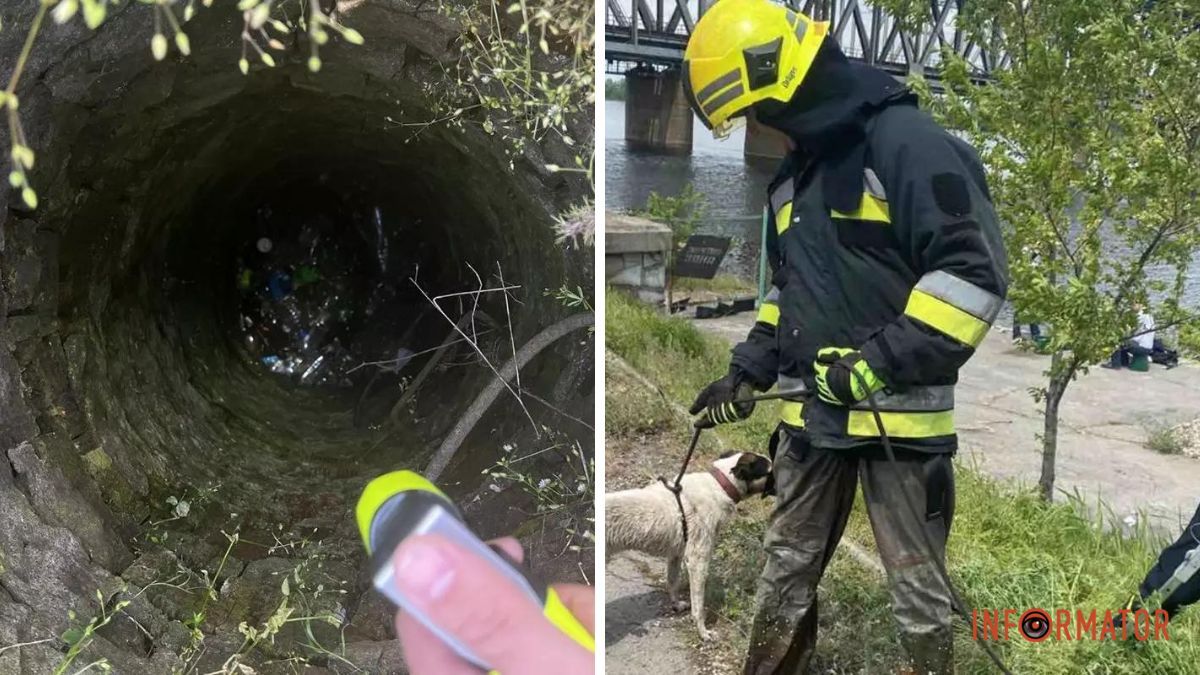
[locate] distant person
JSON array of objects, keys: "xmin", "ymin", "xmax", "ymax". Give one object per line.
[
  {"xmin": 1011, "ymin": 317, "xmax": 1041, "ymax": 344},
  {"xmin": 1106, "ymin": 305, "xmax": 1155, "ymax": 369}
]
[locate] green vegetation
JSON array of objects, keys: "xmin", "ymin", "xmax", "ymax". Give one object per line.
[
  {"xmin": 1144, "ymin": 421, "xmax": 1186, "ymax": 456},
  {"xmin": 606, "ymin": 290, "xmax": 1200, "ymax": 673},
  {"xmin": 879, "ymin": 0, "xmax": 1200, "ymax": 501},
  {"xmin": 633, "ymin": 185, "xmax": 706, "ymax": 250},
  {"xmin": 672, "ymin": 274, "xmax": 757, "ymax": 298},
  {"xmin": 605, "ymin": 77, "xmax": 626, "ymax": 101}
]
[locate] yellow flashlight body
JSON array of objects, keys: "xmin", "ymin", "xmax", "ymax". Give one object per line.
[{"xmin": 356, "ymin": 471, "xmax": 594, "ymax": 671}]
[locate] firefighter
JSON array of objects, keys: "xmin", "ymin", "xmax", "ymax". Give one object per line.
[
  {"xmin": 1119, "ymin": 502, "xmax": 1200, "ymax": 625},
  {"xmin": 682, "ymin": 1, "xmax": 1008, "ymax": 672}
]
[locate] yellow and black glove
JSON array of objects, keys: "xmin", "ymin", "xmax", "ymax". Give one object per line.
[
  {"xmin": 813, "ymin": 347, "xmax": 884, "ymax": 406},
  {"xmin": 689, "ymin": 368, "xmax": 755, "ymax": 429}
]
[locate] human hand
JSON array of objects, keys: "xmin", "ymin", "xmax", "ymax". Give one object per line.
[
  {"xmin": 689, "ymin": 368, "xmax": 756, "ymax": 429},
  {"xmin": 392, "ymin": 534, "xmax": 595, "ymax": 675}
]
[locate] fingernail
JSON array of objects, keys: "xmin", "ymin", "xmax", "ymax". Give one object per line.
[{"xmin": 393, "ymin": 538, "xmax": 455, "ymax": 602}]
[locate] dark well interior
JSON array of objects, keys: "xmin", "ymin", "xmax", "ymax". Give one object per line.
[{"xmin": 0, "ymin": 4, "xmax": 591, "ymax": 670}]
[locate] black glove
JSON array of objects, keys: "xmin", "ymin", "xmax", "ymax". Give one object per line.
[{"xmin": 689, "ymin": 368, "xmax": 755, "ymax": 429}]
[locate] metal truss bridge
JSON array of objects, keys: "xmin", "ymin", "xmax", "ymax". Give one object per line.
[{"xmin": 605, "ymin": 0, "xmax": 1006, "ymax": 85}]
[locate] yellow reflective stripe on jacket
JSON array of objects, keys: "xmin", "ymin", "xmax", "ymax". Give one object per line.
[
  {"xmin": 771, "ymin": 181, "xmax": 795, "ymax": 235},
  {"xmin": 776, "ymin": 202, "xmax": 793, "ymax": 234},
  {"xmin": 831, "ymin": 192, "xmax": 890, "ymax": 223},
  {"xmin": 780, "ymin": 400, "xmax": 805, "ymax": 427},
  {"xmin": 846, "ymin": 410, "xmax": 955, "ymax": 438},
  {"xmin": 904, "ymin": 289, "xmax": 990, "ymax": 347},
  {"xmin": 757, "ymin": 285, "xmax": 781, "ymax": 326},
  {"xmin": 757, "ymin": 302, "xmax": 780, "ymax": 326}
]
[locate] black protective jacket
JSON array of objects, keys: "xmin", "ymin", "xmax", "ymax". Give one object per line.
[{"xmin": 732, "ymin": 40, "xmax": 1009, "ymax": 453}]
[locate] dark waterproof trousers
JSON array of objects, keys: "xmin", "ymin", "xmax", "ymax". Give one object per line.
[
  {"xmin": 743, "ymin": 429, "xmax": 955, "ymax": 675},
  {"xmin": 1139, "ymin": 501, "xmax": 1200, "ymax": 617}
]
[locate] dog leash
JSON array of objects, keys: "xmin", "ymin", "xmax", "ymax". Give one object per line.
[{"xmin": 658, "ymin": 426, "xmax": 703, "ymax": 548}]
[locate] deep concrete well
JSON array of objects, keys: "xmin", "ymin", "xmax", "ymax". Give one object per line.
[
  {"xmin": 605, "ymin": 212, "xmax": 672, "ymax": 305},
  {"xmin": 0, "ymin": 2, "xmax": 593, "ymax": 672}
]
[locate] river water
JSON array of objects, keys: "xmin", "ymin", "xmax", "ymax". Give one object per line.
[
  {"xmin": 605, "ymin": 99, "xmax": 775, "ymax": 279},
  {"xmin": 605, "ymin": 99, "xmax": 1200, "ymax": 317}
]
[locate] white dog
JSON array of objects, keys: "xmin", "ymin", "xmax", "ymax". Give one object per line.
[{"xmin": 606, "ymin": 451, "xmax": 774, "ymax": 640}]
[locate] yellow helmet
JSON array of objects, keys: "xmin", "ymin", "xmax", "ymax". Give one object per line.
[{"xmin": 683, "ymin": 0, "xmax": 828, "ymax": 139}]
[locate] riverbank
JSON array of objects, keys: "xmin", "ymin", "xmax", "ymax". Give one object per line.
[{"xmin": 604, "ymin": 290, "xmax": 1200, "ymax": 674}]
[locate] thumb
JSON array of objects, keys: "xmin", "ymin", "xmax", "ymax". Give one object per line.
[{"xmin": 391, "ymin": 534, "xmax": 592, "ymax": 675}]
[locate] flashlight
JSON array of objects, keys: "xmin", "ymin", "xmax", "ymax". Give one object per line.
[{"xmin": 355, "ymin": 471, "xmax": 595, "ymax": 671}]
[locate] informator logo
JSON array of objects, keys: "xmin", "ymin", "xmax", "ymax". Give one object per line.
[{"xmin": 971, "ymin": 608, "xmax": 1171, "ymax": 642}]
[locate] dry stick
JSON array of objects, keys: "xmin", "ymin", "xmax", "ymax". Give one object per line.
[
  {"xmin": 518, "ymin": 387, "xmax": 595, "ymax": 431},
  {"xmin": 387, "ymin": 312, "xmax": 478, "ymax": 426},
  {"xmin": 424, "ymin": 313, "xmax": 594, "ymax": 481},
  {"xmin": 497, "ymin": 261, "xmax": 521, "ymax": 392},
  {"xmin": 414, "ymin": 278, "xmax": 537, "ymax": 431}
]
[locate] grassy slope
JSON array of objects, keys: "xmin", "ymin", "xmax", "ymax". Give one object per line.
[{"xmin": 605, "ymin": 289, "xmax": 1199, "ymax": 674}]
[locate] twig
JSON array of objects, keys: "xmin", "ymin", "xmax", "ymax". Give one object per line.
[
  {"xmin": 497, "ymin": 262, "xmax": 521, "ymax": 392},
  {"xmin": 425, "ymin": 313, "xmax": 594, "ymax": 481},
  {"xmin": 387, "ymin": 312, "xmax": 479, "ymax": 426},
  {"xmin": 345, "ymin": 330, "xmax": 493, "ymax": 375},
  {"xmin": 517, "ymin": 387, "xmax": 594, "ymax": 430},
  {"xmin": 0, "ymin": 639, "xmax": 52, "ymax": 657},
  {"xmin": 413, "ymin": 276, "xmax": 537, "ymax": 432}
]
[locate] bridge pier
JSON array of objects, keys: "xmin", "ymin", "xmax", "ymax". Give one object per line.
[
  {"xmin": 744, "ymin": 109, "xmax": 790, "ymax": 163},
  {"xmin": 624, "ymin": 68, "xmax": 693, "ymax": 154}
]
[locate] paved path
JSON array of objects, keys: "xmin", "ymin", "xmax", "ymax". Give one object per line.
[
  {"xmin": 605, "ymin": 552, "xmax": 699, "ymax": 675},
  {"xmin": 693, "ymin": 315, "xmax": 1200, "ymax": 532}
]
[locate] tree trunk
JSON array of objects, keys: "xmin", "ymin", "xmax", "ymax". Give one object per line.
[{"xmin": 1038, "ymin": 352, "xmax": 1072, "ymax": 501}]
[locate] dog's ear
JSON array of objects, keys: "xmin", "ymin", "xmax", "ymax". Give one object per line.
[
  {"xmin": 729, "ymin": 451, "xmax": 777, "ymax": 478},
  {"xmin": 732, "ymin": 453, "xmax": 772, "ymax": 482},
  {"xmin": 717, "ymin": 450, "xmax": 738, "ymax": 460}
]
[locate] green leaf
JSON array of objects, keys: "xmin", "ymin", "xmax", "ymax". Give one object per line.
[
  {"xmin": 61, "ymin": 627, "xmax": 84, "ymax": 646},
  {"xmin": 341, "ymin": 28, "xmax": 364, "ymax": 45}
]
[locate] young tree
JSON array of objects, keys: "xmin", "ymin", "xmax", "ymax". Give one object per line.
[{"xmin": 881, "ymin": 0, "xmax": 1200, "ymax": 500}]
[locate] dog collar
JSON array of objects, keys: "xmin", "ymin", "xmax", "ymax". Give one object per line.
[{"xmin": 709, "ymin": 467, "xmax": 743, "ymax": 503}]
